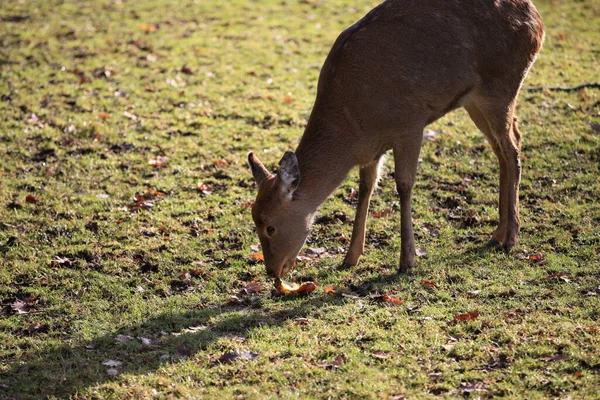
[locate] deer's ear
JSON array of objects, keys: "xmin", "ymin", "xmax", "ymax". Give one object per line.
[
  {"xmin": 247, "ymin": 152, "xmax": 271, "ymax": 186},
  {"xmin": 278, "ymin": 151, "xmax": 300, "ymax": 197}
]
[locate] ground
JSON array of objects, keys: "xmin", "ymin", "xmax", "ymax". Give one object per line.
[{"xmin": 0, "ymin": 0, "xmax": 599, "ymax": 398}]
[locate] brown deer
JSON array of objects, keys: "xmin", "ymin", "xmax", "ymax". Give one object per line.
[{"xmin": 248, "ymin": 0, "xmax": 544, "ymax": 278}]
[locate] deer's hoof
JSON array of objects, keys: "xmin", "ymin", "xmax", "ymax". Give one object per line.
[
  {"xmin": 339, "ymin": 261, "xmax": 355, "ymax": 270},
  {"xmin": 486, "ymin": 238, "xmax": 501, "ymax": 248}
]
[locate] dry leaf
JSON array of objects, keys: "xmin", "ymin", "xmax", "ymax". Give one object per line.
[
  {"xmin": 466, "ymin": 289, "xmax": 481, "ymax": 298},
  {"xmin": 371, "ymin": 351, "xmax": 391, "ymax": 359},
  {"xmin": 421, "ymin": 280, "xmax": 436, "ymax": 288},
  {"xmin": 138, "ymin": 23, "xmax": 157, "ymax": 32},
  {"xmin": 324, "ymin": 286, "xmax": 337, "ymax": 294},
  {"xmin": 115, "ymin": 334, "xmax": 134, "ymax": 344},
  {"xmin": 274, "ymin": 278, "xmax": 317, "ymax": 296},
  {"xmin": 251, "ymin": 253, "xmax": 264, "ymax": 262},
  {"xmin": 453, "ymin": 311, "xmax": 479, "ymax": 322},
  {"xmin": 25, "ymin": 194, "xmax": 38, "ymax": 204},
  {"xmin": 149, "ymin": 155, "xmax": 168, "ymax": 167},
  {"xmin": 416, "ymin": 248, "xmax": 427, "ymax": 257},
  {"xmin": 197, "ymin": 182, "xmax": 213, "ymax": 195},
  {"xmin": 102, "ymin": 360, "xmax": 122, "ymax": 367},
  {"xmin": 316, "ymin": 354, "xmax": 344, "ymax": 369},
  {"xmin": 218, "ymin": 350, "xmax": 258, "ymax": 363},
  {"xmin": 243, "ymin": 281, "xmax": 263, "ymax": 295},
  {"xmin": 378, "ymin": 294, "xmax": 403, "ymax": 306}
]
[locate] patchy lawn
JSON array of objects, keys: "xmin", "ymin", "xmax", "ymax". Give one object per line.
[{"xmin": 1, "ymin": 0, "xmax": 599, "ymax": 398}]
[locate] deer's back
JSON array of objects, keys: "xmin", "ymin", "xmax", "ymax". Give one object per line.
[{"xmin": 314, "ymin": 0, "xmax": 544, "ymax": 137}]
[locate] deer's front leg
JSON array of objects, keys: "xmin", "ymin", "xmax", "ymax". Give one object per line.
[
  {"xmin": 393, "ymin": 135, "xmax": 423, "ymax": 272},
  {"xmin": 343, "ymin": 158, "xmax": 382, "ymax": 267}
]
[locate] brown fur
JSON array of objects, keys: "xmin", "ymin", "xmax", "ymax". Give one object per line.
[{"xmin": 249, "ymin": 0, "xmax": 544, "ymax": 277}]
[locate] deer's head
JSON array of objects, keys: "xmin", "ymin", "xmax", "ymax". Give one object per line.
[{"xmin": 247, "ymin": 151, "xmax": 312, "ymax": 278}]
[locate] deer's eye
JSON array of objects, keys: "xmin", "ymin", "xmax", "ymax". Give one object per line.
[{"xmin": 266, "ymin": 226, "xmax": 275, "ymax": 236}]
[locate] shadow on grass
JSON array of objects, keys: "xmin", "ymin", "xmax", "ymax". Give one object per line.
[
  {"xmin": 1, "ymin": 243, "xmax": 500, "ymax": 399},
  {"xmin": 0, "ymin": 291, "xmax": 352, "ymax": 399}
]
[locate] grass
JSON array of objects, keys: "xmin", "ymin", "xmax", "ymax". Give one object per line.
[{"xmin": 1, "ymin": 0, "xmax": 599, "ymax": 398}]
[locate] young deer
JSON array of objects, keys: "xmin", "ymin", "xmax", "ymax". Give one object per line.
[{"xmin": 248, "ymin": 0, "xmax": 544, "ymax": 278}]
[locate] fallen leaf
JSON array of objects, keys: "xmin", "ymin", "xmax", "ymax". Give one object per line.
[
  {"xmin": 316, "ymin": 354, "xmax": 344, "ymax": 369},
  {"xmin": 102, "ymin": 360, "xmax": 122, "ymax": 367},
  {"xmin": 372, "ymin": 209, "xmax": 393, "ymax": 218},
  {"xmin": 466, "ymin": 289, "xmax": 481, "ymax": 298},
  {"xmin": 25, "ymin": 194, "xmax": 38, "ymax": 204},
  {"xmin": 138, "ymin": 23, "xmax": 157, "ymax": 32},
  {"xmin": 10, "ymin": 301, "xmax": 30, "ymax": 315},
  {"xmin": 99, "ymin": 113, "xmax": 110, "ymax": 120},
  {"xmin": 197, "ymin": 182, "xmax": 213, "ymax": 195},
  {"xmin": 218, "ymin": 350, "xmax": 258, "ymax": 363},
  {"xmin": 306, "ymin": 247, "xmax": 326, "ymax": 256},
  {"xmin": 324, "ymin": 286, "xmax": 337, "ymax": 294},
  {"xmin": 529, "ymin": 254, "xmax": 546, "ymax": 266},
  {"xmin": 457, "ymin": 382, "xmax": 489, "ymax": 393},
  {"xmin": 421, "ymin": 280, "xmax": 436, "ymax": 288},
  {"xmin": 106, "ymin": 368, "xmax": 119, "ymax": 377},
  {"xmin": 243, "ymin": 281, "xmax": 263, "ymax": 295},
  {"xmin": 423, "ymin": 129, "xmax": 441, "ymax": 140},
  {"xmin": 251, "ymin": 253, "xmax": 264, "ymax": 262},
  {"xmin": 416, "ymin": 247, "xmax": 427, "ymax": 257},
  {"xmin": 552, "ymin": 353, "xmax": 569, "ymax": 361},
  {"xmin": 213, "ymin": 159, "xmax": 229, "ymax": 167},
  {"xmin": 123, "ymin": 111, "xmax": 138, "ymax": 120},
  {"xmin": 371, "ymin": 351, "xmax": 391, "ymax": 359},
  {"xmin": 453, "ymin": 311, "xmax": 479, "ymax": 322},
  {"xmin": 274, "ymin": 278, "xmax": 317, "ymax": 296},
  {"xmin": 181, "ymin": 65, "xmax": 194, "ymax": 74},
  {"xmin": 176, "ymin": 343, "xmax": 192, "ymax": 357},
  {"xmin": 26, "ymin": 321, "xmax": 48, "ymax": 334},
  {"xmin": 138, "ymin": 337, "xmax": 152, "ymax": 345},
  {"xmin": 115, "ymin": 334, "xmax": 134, "ymax": 344},
  {"xmin": 295, "ymin": 318, "xmax": 309, "ymax": 325},
  {"xmin": 149, "ymin": 155, "xmax": 168, "ymax": 167},
  {"xmin": 373, "ymin": 294, "xmax": 404, "ymax": 306}
]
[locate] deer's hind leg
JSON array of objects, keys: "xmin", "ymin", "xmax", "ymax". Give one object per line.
[{"xmin": 464, "ymin": 96, "xmax": 522, "ymax": 251}]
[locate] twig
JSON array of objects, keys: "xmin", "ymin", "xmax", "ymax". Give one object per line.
[{"xmin": 523, "ymin": 82, "xmax": 600, "ymax": 92}]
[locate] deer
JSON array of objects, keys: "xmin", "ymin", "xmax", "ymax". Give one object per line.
[{"xmin": 248, "ymin": 0, "xmax": 544, "ymax": 279}]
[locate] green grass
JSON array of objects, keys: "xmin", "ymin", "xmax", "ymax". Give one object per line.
[{"xmin": 1, "ymin": 0, "xmax": 599, "ymax": 398}]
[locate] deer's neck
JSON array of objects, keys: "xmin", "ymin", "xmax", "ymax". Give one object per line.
[{"xmin": 294, "ymin": 117, "xmax": 355, "ymax": 210}]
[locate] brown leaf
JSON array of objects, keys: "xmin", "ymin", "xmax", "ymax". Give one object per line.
[
  {"xmin": 197, "ymin": 182, "xmax": 213, "ymax": 195},
  {"xmin": 149, "ymin": 155, "xmax": 168, "ymax": 168},
  {"xmin": 316, "ymin": 354, "xmax": 345, "ymax": 369},
  {"xmin": 138, "ymin": 23, "xmax": 157, "ymax": 32},
  {"xmin": 218, "ymin": 350, "xmax": 258, "ymax": 363},
  {"xmin": 274, "ymin": 278, "xmax": 317, "ymax": 296},
  {"xmin": 416, "ymin": 248, "xmax": 427, "ymax": 257},
  {"xmin": 421, "ymin": 280, "xmax": 436, "ymax": 288},
  {"xmin": 25, "ymin": 194, "xmax": 38, "ymax": 204},
  {"xmin": 551, "ymin": 353, "xmax": 569, "ymax": 361},
  {"xmin": 11, "ymin": 301, "xmax": 30, "ymax": 315},
  {"xmin": 243, "ymin": 281, "xmax": 263, "ymax": 295},
  {"xmin": 324, "ymin": 286, "xmax": 337, "ymax": 294},
  {"xmin": 381, "ymin": 294, "xmax": 404, "ymax": 306},
  {"xmin": 529, "ymin": 254, "xmax": 546, "ymax": 266},
  {"xmin": 371, "ymin": 351, "xmax": 391, "ymax": 359},
  {"xmin": 176, "ymin": 343, "xmax": 192, "ymax": 357},
  {"xmin": 372, "ymin": 209, "xmax": 393, "ymax": 218},
  {"xmin": 213, "ymin": 159, "xmax": 229, "ymax": 168},
  {"xmin": 99, "ymin": 113, "xmax": 110, "ymax": 120},
  {"xmin": 453, "ymin": 311, "xmax": 479, "ymax": 322},
  {"xmin": 181, "ymin": 65, "xmax": 194, "ymax": 75},
  {"xmin": 251, "ymin": 253, "xmax": 264, "ymax": 262}
]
